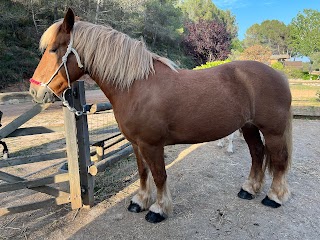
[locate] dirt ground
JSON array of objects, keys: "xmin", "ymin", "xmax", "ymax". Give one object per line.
[{"xmin": 0, "ymin": 93, "xmax": 319, "ymax": 239}]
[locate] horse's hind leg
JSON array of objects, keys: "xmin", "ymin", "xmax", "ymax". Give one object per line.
[
  {"xmin": 238, "ymin": 124, "xmax": 265, "ymax": 200},
  {"xmin": 138, "ymin": 143, "xmax": 172, "ymax": 223},
  {"xmin": 128, "ymin": 144, "xmax": 153, "ymax": 213},
  {"xmin": 262, "ymin": 132, "xmax": 291, "ymax": 207}
]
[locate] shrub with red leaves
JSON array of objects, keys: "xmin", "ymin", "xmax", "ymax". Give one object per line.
[{"xmin": 183, "ymin": 19, "xmax": 231, "ymax": 65}]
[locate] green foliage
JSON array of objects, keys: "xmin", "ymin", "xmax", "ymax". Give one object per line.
[
  {"xmin": 243, "ymin": 20, "xmax": 290, "ymax": 55},
  {"xmin": 271, "ymin": 62, "xmax": 284, "ymax": 70},
  {"xmin": 309, "ymin": 52, "xmax": 320, "ymax": 71},
  {"xmin": 193, "ymin": 60, "xmax": 231, "ymax": 70},
  {"xmin": 0, "ymin": 0, "xmax": 39, "ymax": 90},
  {"xmin": 282, "ymin": 69, "xmax": 318, "ymax": 80},
  {"xmin": 289, "ymin": 9, "xmax": 320, "ymax": 57},
  {"xmin": 142, "ymin": 0, "xmax": 183, "ymax": 48}
]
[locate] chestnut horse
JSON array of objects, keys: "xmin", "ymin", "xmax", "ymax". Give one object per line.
[{"xmin": 29, "ymin": 9, "xmax": 292, "ymax": 223}]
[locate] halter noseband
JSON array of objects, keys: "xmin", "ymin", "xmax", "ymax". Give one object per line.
[{"xmin": 30, "ymin": 32, "xmax": 84, "ymax": 115}]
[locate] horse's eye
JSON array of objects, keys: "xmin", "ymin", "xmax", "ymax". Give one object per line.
[{"xmin": 49, "ymin": 48, "xmax": 58, "ymax": 53}]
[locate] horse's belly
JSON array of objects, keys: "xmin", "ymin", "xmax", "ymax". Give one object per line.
[{"xmin": 166, "ymin": 120, "xmax": 242, "ymax": 145}]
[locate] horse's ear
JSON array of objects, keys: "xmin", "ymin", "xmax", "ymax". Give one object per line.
[{"xmin": 61, "ymin": 8, "xmax": 75, "ymax": 34}]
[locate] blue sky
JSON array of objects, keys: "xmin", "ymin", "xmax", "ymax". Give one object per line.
[{"xmin": 213, "ymin": 0, "xmax": 320, "ymax": 40}]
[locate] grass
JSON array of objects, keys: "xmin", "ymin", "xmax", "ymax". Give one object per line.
[{"xmin": 290, "ymin": 83, "xmax": 320, "ymax": 107}]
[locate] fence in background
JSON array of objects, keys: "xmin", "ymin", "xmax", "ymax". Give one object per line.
[{"xmin": 0, "ymin": 81, "xmax": 133, "ymax": 215}]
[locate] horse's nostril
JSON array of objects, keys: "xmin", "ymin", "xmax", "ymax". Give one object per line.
[{"xmin": 30, "ymin": 88, "xmax": 36, "ymax": 97}]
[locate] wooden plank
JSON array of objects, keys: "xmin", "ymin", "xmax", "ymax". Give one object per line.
[
  {"xmin": 91, "ymin": 132, "xmax": 121, "ymax": 146},
  {"xmin": 95, "ymin": 145, "xmax": 104, "ymax": 162},
  {"xmin": 63, "ymin": 105, "xmax": 82, "ymax": 209},
  {"xmin": 0, "ymin": 151, "xmax": 66, "ymax": 168},
  {"xmin": 90, "ymin": 135, "xmax": 126, "ymax": 161},
  {"xmin": 0, "ymin": 171, "xmax": 69, "ymax": 198},
  {"xmin": 0, "ymin": 197, "xmax": 70, "ymax": 216},
  {"xmin": 89, "ymin": 102, "xmax": 112, "ymax": 114},
  {"xmin": 96, "ymin": 145, "xmax": 133, "ymax": 173},
  {"xmin": 103, "ymin": 142, "xmax": 131, "ymax": 159},
  {"xmin": 289, "ymin": 80, "xmax": 320, "ymax": 84},
  {"xmin": 292, "ymin": 106, "xmax": 320, "ymax": 117},
  {"xmin": 0, "ymin": 173, "xmax": 69, "ymax": 193},
  {"xmin": 74, "ymin": 81, "xmax": 95, "ymax": 207},
  {"xmin": 0, "ymin": 171, "xmax": 22, "ymax": 183},
  {"xmin": 5, "ymin": 125, "xmax": 64, "ymax": 138},
  {"xmin": 0, "ymin": 103, "xmax": 51, "ymax": 139},
  {"xmin": 104, "ymin": 136, "xmax": 125, "ymax": 150}
]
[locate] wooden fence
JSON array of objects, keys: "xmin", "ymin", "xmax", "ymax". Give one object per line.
[{"xmin": 0, "ymin": 81, "xmax": 133, "ymax": 215}]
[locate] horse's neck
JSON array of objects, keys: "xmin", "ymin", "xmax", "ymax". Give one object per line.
[{"xmin": 90, "ymin": 60, "xmax": 175, "ymax": 107}]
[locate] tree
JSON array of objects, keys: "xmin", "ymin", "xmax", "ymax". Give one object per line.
[
  {"xmin": 228, "ymin": 38, "xmax": 244, "ymax": 60},
  {"xmin": 179, "ymin": 0, "xmax": 237, "ymax": 39},
  {"xmin": 183, "ymin": 19, "xmax": 231, "ymax": 64},
  {"xmin": 239, "ymin": 45, "xmax": 272, "ymax": 63},
  {"xmin": 142, "ymin": 0, "xmax": 183, "ymax": 49},
  {"xmin": 0, "ymin": 0, "xmax": 39, "ymax": 89},
  {"xmin": 243, "ymin": 20, "xmax": 290, "ymax": 55},
  {"xmin": 289, "ymin": 9, "xmax": 320, "ymax": 58},
  {"xmin": 309, "ymin": 52, "xmax": 320, "ymax": 71}
]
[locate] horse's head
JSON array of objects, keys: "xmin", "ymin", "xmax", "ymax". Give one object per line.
[{"xmin": 29, "ymin": 8, "xmax": 84, "ymax": 103}]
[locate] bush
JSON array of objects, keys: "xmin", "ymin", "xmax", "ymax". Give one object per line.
[
  {"xmin": 271, "ymin": 62, "xmax": 284, "ymax": 71},
  {"xmin": 281, "ymin": 68, "xmax": 318, "ymax": 80},
  {"xmin": 193, "ymin": 60, "xmax": 231, "ymax": 70}
]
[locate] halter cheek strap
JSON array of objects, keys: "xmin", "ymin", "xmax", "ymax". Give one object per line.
[{"xmin": 30, "ymin": 32, "xmax": 84, "ymax": 116}]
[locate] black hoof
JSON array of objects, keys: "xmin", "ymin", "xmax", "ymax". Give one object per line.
[
  {"xmin": 128, "ymin": 201, "xmax": 143, "ymax": 213},
  {"xmin": 145, "ymin": 211, "xmax": 166, "ymax": 223},
  {"xmin": 238, "ymin": 188, "xmax": 254, "ymax": 200},
  {"xmin": 261, "ymin": 196, "xmax": 281, "ymax": 208}
]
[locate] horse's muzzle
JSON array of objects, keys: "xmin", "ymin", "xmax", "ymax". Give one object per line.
[{"xmin": 29, "ymin": 85, "xmax": 55, "ymax": 103}]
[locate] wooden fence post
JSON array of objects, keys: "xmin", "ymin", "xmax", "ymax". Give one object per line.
[
  {"xmin": 63, "ymin": 106, "xmax": 82, "ymax": 209},
  {"xmin": 73, "ymin": 81, "xmax": 95, "ymax": 208}
]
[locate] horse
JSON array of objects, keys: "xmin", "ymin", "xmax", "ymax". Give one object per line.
[
  {"xmin": 217, "ymin": 131, "xmax": 236, "ymax": 153},
  {"xmin": 217, "ymin": 129, "xmax": 244, "ymax": 153},
  {"xmin": 0, "ymin": 111, "xmax": 9, "ymax": 160},
  {"xmin": 29, "ymin": 9, "xmax": 292, "ymax": 223}
]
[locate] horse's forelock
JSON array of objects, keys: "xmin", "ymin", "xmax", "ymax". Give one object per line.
[{"xmin": 39, "ymin": 21, "xmax": 62, "ymax": 52}]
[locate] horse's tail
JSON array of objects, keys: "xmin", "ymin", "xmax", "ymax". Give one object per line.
[{"xmin": 264, "ymin": 107, "xmax": 292, "ymax": 175}]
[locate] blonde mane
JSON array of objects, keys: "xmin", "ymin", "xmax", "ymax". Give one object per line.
[{"xmin": 40, "ymin": 20, "xmax": 177, "ymax": 89}]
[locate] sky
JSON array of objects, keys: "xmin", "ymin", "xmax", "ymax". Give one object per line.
[{"xmin": 213, "ymin": 0, "xmax": 320, "ymax": 40}]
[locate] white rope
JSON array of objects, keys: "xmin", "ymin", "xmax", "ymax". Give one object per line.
[{"xmin": 41, "ymin": 32, "xmax": 85, "ymax": 116}]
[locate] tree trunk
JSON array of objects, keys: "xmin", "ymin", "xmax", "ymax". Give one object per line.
[
  {"xmin": 95, "ymin": 0, "xmax": 102, "ymax": 24},
  {"xmin": 54, "ymin": 0, "xmax": 58, "ymax": 21},
  {"xmin": 30, "ymin": 0, "xmax": 39, "ymax": 35}
]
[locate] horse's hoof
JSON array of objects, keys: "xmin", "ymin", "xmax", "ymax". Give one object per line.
[
  {"xmin": 238, "ymin": 188, "xmax": 254, "ymax": 200},
  {"xmin": 128, "ymin": 201, "xmax": 142, "ymax": 213},
  {"xmin": 145, "ymin": 211, "xmax": 166, "ymax": 223},
  {"xmin": 261, "ymin": 196, "xmax": 281, "ymax": 208}
]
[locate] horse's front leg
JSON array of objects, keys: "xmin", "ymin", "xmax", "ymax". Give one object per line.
[
  {"xmin": 138, "ymin": 143, "xmax": 172, "ymax": 223},
  {"xmin": 128, "ymin": 144, "xmax": 153, "ymax": 212}
]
